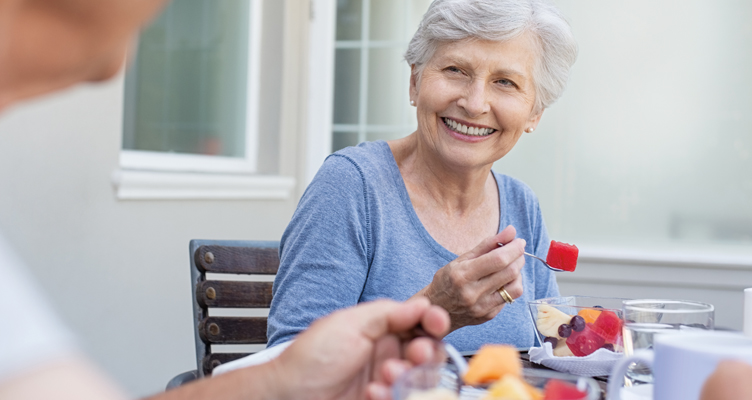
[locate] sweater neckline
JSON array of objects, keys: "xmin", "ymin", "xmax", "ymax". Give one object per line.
[{"xmin": 376, "ymin": 140, "xmax": 505, "ymax": 262}]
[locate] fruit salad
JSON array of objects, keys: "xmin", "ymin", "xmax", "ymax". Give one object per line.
[
  {"xmin": 464, "ymin": 345, "xmax": 589, "ymax": 400},
  {"xmin": 534, "ymin": 304, "xmax": 623, "ymax": 357}
]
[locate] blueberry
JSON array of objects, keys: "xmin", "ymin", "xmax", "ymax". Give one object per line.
[
  {"xmin": 593, "ymin": 305, "xmax": 604, "ymax": 309},
  {"xmin": 558, "ymin": 323, "xmax": 572, "ymax": 338},
  {"xmin": 602, "ymin": 343, "xmax": 615, "ymax": 352},
  {"xmin": 544, "ymin": 336, "xmax": 559, "ymax": 348},
  {"xmin": 570, "ymin": 315, "xmax": 586, "ymax": 332}
]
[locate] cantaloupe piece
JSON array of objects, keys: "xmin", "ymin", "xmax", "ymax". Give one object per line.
[
  {"xmin": 464, "ymin": 345, "xmax": 522, "ymax": 385},
  {"xmin": 483, "ymin": 375, "xmax": 543, "ymax": 400},
  {"xmin": 577, "ymin": 308, "xmax": 601, "ymax": 324}
]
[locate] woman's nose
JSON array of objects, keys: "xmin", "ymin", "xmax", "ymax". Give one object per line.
[{"xmin": 457, "ymin": 80, "xmax": 490, "ymax": 117}]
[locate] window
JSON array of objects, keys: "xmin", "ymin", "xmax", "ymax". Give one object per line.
[
  {"xmin": 330, "ymin": 0, "xmax": 432, "ymax": 152},
  {"xmin": 116, "ymin": 0, "xmax": 294, "ymax": 199}
]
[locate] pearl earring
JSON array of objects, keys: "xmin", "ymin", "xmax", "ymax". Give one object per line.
[
  {"xmin": 410, "ymin": 100, "xmax": 415, "ymax": 106},
  {"xmin": 527, "ymin": 127, "xmax": 535, "ymax": 133}
]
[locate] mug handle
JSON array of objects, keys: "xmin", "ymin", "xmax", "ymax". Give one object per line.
[{"xmin": 607, "ymin": 350, "xmax": 654, "ymax": 400}]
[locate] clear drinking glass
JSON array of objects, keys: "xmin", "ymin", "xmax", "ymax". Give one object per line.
[
  {"xmin": 392, "ymin": 363, "xmax": 461, "ymax": 400},
  {"xmin": 622, "ymin": 299, "xmax": 714, "ymax": 384}
]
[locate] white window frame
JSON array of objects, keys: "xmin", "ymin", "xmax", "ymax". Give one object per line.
[
  {"xmin": 114, "ymin": 0, "xmax": 295, "ymax": 200},
  {"xmin": 306, "ymin": 0, "xmax": 337, "ymax": 185}
]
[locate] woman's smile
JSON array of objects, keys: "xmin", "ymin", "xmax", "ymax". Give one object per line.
[
  {"xmin": 440, "ymin": 116, "xmax": 498, "ymax": 144},
  {"xmin": 441, "ymin": 117, "xmax": 497, "ymax": 137}
]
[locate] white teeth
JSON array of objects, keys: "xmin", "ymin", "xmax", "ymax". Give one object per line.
[{"xmin": 443, "ymin": 118, "xmax": 493, "ymax": 136}]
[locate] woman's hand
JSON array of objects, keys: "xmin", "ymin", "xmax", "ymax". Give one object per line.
[{"xmin": 415, "ymin": 225, "xmax": 526, "ymax": 332}]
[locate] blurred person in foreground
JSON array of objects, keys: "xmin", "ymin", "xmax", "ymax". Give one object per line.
[
  {"xmin": 700, "ymin": 360, "xmax": 752, "ymax": 400},
  {"xmin": 268, "ymin": 0, "xmax": 578, "ymax": 352},
  {"xmin": 0, "ymin": 0, "xmax": 448, "ymax": 399}
]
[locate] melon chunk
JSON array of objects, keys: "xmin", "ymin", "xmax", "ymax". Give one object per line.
[
  {"xmin": 546, "ymin": 241, "xmax": 579, "ymax": 272},
  {"xmin": 464, "ymin": 345, "xmax": 522, "ymax": 385}
]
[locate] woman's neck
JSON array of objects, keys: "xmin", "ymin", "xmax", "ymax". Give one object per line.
[{"xmin": 388, "ymin": 134, "xmax": 495, "ymax": 214}]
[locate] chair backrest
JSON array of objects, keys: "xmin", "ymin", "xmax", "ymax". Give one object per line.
[{"xmin": 189, "ymin": 239, "xmax": 280, "ymax": 377}]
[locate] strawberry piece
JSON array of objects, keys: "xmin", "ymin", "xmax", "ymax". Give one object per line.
[
  {"xmin": 543, "ymin": 379, "xmax": 588, "ymax": 400},
  {"xmin": 546, "ymin": 241, "xmax": 579, "ymax": 272},
  {"xmin": 589, "ymin": 310, "xmax": 623, "ymax": 343},
  {"xmin": 565, "ymin": 323, "xmax": 605, "ymax": 357}
]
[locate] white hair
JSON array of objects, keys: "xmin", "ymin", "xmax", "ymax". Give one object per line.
[{"xmin": 405, "ymin": 0, "xmax": 578, "ymax": 112}]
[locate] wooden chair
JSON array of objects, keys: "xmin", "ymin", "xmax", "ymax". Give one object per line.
[{"xmin": 166, "ymin": 239, "xmax": 280, "ymax": 389}]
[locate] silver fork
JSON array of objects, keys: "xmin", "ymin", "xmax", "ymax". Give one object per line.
[{"xmin": 496, "ymin": 242, "xmax": 563, "ymax": 272}]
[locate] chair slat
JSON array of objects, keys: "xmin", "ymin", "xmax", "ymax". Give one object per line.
[
  {"xmin": 197, "ymin": 280, "xmax": 273, "ymax": 308},
  {"xmin": 199, "ymin": 317, "xmax": 268, "ymax": 344},
  {"xmin": 195, "ymin": 245, "xmax": 279, "ymax": 274},
  {"xmin": 202, "ymin": 353, "xmax": 250, "ymax": 376}
]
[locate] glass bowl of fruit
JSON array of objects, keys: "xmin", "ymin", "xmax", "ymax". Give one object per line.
[
  {"xmin": 462, "ymin": 368, "xmax": 601, "ymax": 400},
  {"xmin": 528, "ymin": 296, "xmax": 629, "ymax": 358},
  {"xmin": 395, "ymin": 344, "xmax": 601, "ymax": 400}
]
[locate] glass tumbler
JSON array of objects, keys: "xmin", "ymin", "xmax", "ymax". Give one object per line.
[
  {"xmin": 392, "ymin": 363, "xmax": 461, "ymax": 400},
  {"xmin": 622, "ymin": 299, "xmax": 714, "ymax": 384}
]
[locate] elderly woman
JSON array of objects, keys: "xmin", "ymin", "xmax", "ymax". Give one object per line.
[{"xmin": 268, "ymin": 0, "xmax": 578, "ymax": 352}]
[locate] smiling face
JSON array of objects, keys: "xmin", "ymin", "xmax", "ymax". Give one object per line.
[{"xmin": 409, "ymin": 34, "xmax": 543, "ymax": 170}]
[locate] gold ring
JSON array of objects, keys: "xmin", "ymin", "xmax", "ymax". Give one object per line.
[{"xmin": 498, "ymin": 287, "xmax": 514, "ymax": 304}]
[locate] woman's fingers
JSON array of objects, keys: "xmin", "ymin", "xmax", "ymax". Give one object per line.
[
  {"xmin": 500, "ymin": 270, "xmax": 524, "ymax": 301},
  {"xmin": 461, "ymin": 225, "xmax": 518, "ymax": 260},
  {"xmin": 463, "ymin": 237, "xmax": 526, "ymax": 282}
]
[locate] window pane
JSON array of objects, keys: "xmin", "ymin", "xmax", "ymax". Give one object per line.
[
  {"xmin": 369, "ymin": 0, "xmax": 407, "ymax": 41},
  {"xmin": 367, "ymin": 47, "xmax": 410, "ymax": 127},
  {"xmin": 332, "ymin": 49, "xmax": 361, "ymax": 124},
  {"xmin": 336, "ymin": 0, "xmax": 362, "ymax": 41},
  {"xmin": 332, "ymin": 131, "xmax": 359, "ymax": 152},
  {"xmin": 123, "ymin": 0, "xmax": 251, "ymax": 158}
]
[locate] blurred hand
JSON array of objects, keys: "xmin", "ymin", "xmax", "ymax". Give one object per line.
[
  {"xmin": 270, "ymin": 297, "xmax": 450, "ymax": 400},
  {"xmin": 700, "ymin": 360, "xmax": 752, "ymax": 400},
  {"xmin": 416, "ymin": 225, "xmax": 525, "ymax": 332}
]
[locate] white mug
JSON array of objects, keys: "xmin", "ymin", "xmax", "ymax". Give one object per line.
[{"xmin": 608, "ymin": 331, "xmax": 752, "ymax": 400}]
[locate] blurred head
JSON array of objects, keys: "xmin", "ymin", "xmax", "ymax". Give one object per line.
[
  {"xmin": 405, "ymin": 0, "xmax": 578, "ymax": 114},
  {"xmin": 0, "ymin": 0, "xmax": 168, "ymax": 111}
]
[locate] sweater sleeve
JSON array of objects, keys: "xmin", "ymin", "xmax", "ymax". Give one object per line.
[{"xmin": 267, "ymin": 154, "xmax": 371, "ymax": 347}]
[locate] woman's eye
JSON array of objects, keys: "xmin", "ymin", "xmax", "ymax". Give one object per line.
[
  {"xmin": 497, "ymin": 79, "xmax": 516, "ymax": 87},
  {"xmin": 445, "ymin": 66, "xmax": 462, "ymax": 73}
]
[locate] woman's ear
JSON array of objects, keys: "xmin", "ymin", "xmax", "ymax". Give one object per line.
[
  {"xmin": 527, "ymin": 109, "xmax": 544, "ymax": 132},
  {"xmin": 409, "ymin": 64, "xmax": 419, "ymax": 103}
]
